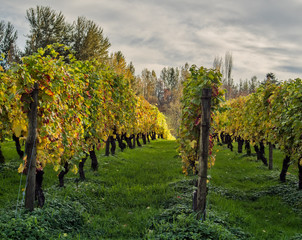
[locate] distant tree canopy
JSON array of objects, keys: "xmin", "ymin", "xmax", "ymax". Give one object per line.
[
  {"xmin": 72, "ymin": 16, "xmax": 110, "ymax": 61},
  {"xmin": 0, "ymin": 20, "xmax": 20, "ymax": 69},
  {"xmin": 25, "ymin": 6, "xmax": 72, "ymax": 55},
  {"xmin": 25, "ymin": 6, "xmax": 110, "ymax": 60}
]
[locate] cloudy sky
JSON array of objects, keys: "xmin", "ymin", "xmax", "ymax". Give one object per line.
[{"xmin": 1, "ymin": 0, "xmax": 302, "ymax": 82}]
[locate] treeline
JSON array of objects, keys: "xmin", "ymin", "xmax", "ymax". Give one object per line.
[
  {"xmin": 213, "ymin": 53, "xmax": 278, "ymax": 100},
  {"xmin": 214, "ymin": 78, "xmax": 302, "ymax": 189}
]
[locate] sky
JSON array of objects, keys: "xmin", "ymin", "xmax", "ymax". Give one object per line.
[{"xmin": 1, "ymin": 0, "xmax": 302, "ymax": 82}]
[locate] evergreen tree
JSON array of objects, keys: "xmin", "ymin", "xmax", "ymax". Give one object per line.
[
  {"xmin": 0, "ymin": 20, "xmax": 20, "ymax": 69},
  {"xmin": 72, "ymin": 16, "xmax": 110, "ymax": 61},
  {"xmin": 25, "ymin": 6, "xmax": 72, "ymax": 55}
]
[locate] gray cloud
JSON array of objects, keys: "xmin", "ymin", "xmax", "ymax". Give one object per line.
[{"xmin": 1, "ymin": 0, "xmax": 302, "ymax": 81}]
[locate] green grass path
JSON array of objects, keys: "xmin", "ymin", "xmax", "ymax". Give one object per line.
[{"xmin": 0, "ymin": 140, "xmax": 302, "ymax": 239}]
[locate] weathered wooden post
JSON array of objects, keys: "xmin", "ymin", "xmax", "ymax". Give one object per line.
[
  {"xmin": 25, "ymin": 83, "xmax": 38, "ymax": 211},
  {"xmin": 196, "ymin": 88, "xmax": 212, "ymax": 220}
]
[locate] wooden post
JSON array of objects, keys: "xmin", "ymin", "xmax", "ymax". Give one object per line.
[
  {"xmin": 196, "ymin": 88, "xmax": 212, "ymax": 220},
  {"xmin": 25, "ymin": 83, "xmax": 38, "ymax": 211},
  {"xmin": 268, "ymin": 142, "xmax": 273, "ymax": 170}
]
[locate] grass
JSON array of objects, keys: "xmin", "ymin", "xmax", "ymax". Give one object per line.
[
  {"xmin": 0, "ymin": 139, "xmax": 301, "ymax": 239},
  {"xmin": 0, "ymin": 139, "xmax": 187, "ymax": 239},
  {"xmin": 209, "ymin": 142, "xmax": 302, "ymax": 240}
]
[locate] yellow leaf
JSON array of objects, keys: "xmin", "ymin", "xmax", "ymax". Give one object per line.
[
  {"xmin": 18, "ymin": 163, "xmax": 24, "ymax": 173},
  {"xmin": 13, "ymin": 122, "xmax": 23, "ymax": 137},
  {"xmin": 71, "ymin": 165, "xmax": 78, "ymax": 174},
  {"xmin": 53, "ymin": 165, "xmax": 60, "ymax": 172},
  {"xmin": 189, "ymin": 140, "xmax": 197, "ymax": 149},
  {"xmin": 58, "ymin": 148, "xmax": 64, "ymax": 154}
]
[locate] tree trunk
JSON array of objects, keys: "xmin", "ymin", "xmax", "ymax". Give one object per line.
[
  {"xmin": 161, "ymin": 134, "xmax": 164, "ymax": 139},
  {"xmin": 280, "ymin": 155, "xmax": 290, "ymax": 182},
  {"xmin": 226, "ymin": 134, "xmax": 233, "ymax": 151},
  {"xmin": 35, "ymin": 170, "xmax": 45, "ymax": 207},
  {"xmin": 142, "ymin": 134, "xmax": 147, "ymax": 144},
  {"xmin": 25, "ymin": 83, "xmax": 38, "ymax": 211},
  {"xmin": 245, "ymin": 140, "xmax": 251, "ymax": 156},
  {"xmin": 90, "ymin": 147, "xmax": 98, "ymax": 171},
  {"xmin": 136, "ymin": 134, "xmax": 142, "ymax": 147},
  {"xmin": 237, "ymin": 136, "xmax": 244, "ymax": 153},
  {"xmin": 196, "ymin": 88, "xmax": 211, "ymax": 221},
  {"xmin": 220, "ymin": 132, "xmax": 225, "ymax": 144},
  {"xmin": 124, "ymin": 135, "xmax": 133, "ymax": 149},
  {"xmin": 132, "ymin": 134, "xmax": 136, "ymax": 148},
  {"xmin": 59, "ymin": 162, "xmax": 69, "ymax": 187},
  {"xmin": 151, "ymin": 132, "xmax": 156, "ymax": 140},
  {"xmin": 147, "ymin": 133, "xmax": 150, "ymax": 143},
  {"xmin": 259, "ymin": 141, "xmax": 268, "ymax": 166},
  {"xmin": 105, "ymin": 137, "xmax": 110, "ymax": 156},
  {"xmin": 79, "ymin": 154, "xmax": 88, "ymax": 180},
  {"xmin": 13, "ymin": 134, "xmax": 24, "ymax": 158},
  {"xmin": 116, "ymin": 134, "xmax": 126, "ymax": 151},
  {"xmin": 268, "ymin": 142, "xmax": 273, "ymax": 170},
  {"xmin": 298, "ymin": 159, "xmax": 302, "ymax": 190},
  {"xmin": 110, "ymin": 136, "xmax": 116, "ymax": 155},
  {"xmin": 0, "ymin": 145, "xmax": 4, "ymax": 163},
  {"xmin": 254, "ymin": 144, "xmax": 260, "ymax": 160}
]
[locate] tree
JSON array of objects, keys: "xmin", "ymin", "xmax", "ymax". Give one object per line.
[
  {"xmin": 25, "ymin": 6, "xmax": 72, "ymax": 55},
  {"xmin": 109, "ymin": 51, "xmax": 127, "ymax": 75},
  {"xmin": 224, "ymin": 51, "xmax": 233, "ymax": 100},
  {"xmin": 249, "ymin": 76, "xmax": 258, "ymax": 93},
  {"xmin": 213, "ymin": 56, "xmax": 223, "ymax": 72},
  {"xmin": 72, "ymin": 16, "xmax": 110, "ymax": 61},
  {"xmin": 0, "ymin": 21, "xmax": 20, "ymax": 69},
  {"xmin": 264, "ymin": 72, "xmax": 278, "ymax": 85},
  {"xmin": 141, "ymin": 68, "xmax": 157, "ymax": 105}
]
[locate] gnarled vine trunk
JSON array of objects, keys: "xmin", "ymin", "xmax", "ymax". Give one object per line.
[
  {"xmin": 105, "ymin": 137, "xmax": 110, "ymax": 156},
  {"xmin": 59, "ymin": 162, "xmax": 69, "ymax": 187},
  {"xmin": 280, "ymin": 155, "xmax": 290, "ymax": 182},
  {"xmin": 142, "ymin": 134, "xmax": 147, "ymax": 144},
  {"xmin": 298, "ymin": 159, "xmax": 302, "ymax": 190},
  {"xmin": 0, "ymin": 145, "xmax": 4, "ymax": 163},
  {"xmin": 13, "ymin": 134, "xmax": 24, "ymax": 158},
  {"xmin": 136, "ymin": 134, "xmax": 142, "ymax": 147},
  {"xmin": 90, "ymin": 147, "xmax": 98, "ymax": 171},
  {"xmin": 237, "ymin": 136, "xmax": 244, "ymax": 153},
  {"xmin": 116, "ymin": 134, "xmax": 126, "ymax": 151},
  {"xmin": 124, "ymin": 134, "xmax": 133, "ymax": 149},
  {"xmin": 245, "ymin": 140, "xmax": 251, "ymax": 156},
  {"xmin": 226, "ymin": 134, "xmax": 233, "ymax": 151},
  {"xmin": 79, "ymin": 154, "xmax": 88, "ymax": 180},
  {"xmin": 35, "ymin": 170, "xmax": 45, "ymax": 207},
  {"xmin": 255, "ymin": 141, "xmax": 268, "ymax": 166},
  {"xmin": 268, "ymin": 142, "xmax": 273, "ymax": 170},
  {"xmin": 110, "ymin": 136, "xmax": 116, "ymax": 154},
  {"xmin": 132, "ymin": 134, "xmax": 136, "ymax": 148}
]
